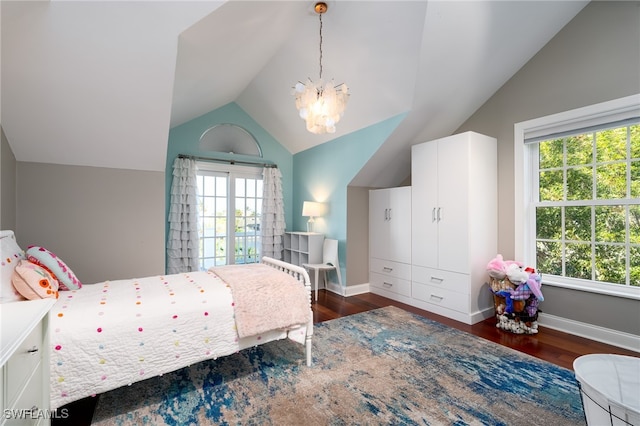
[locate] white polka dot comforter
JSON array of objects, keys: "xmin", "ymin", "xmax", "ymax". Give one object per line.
[{"xmin": 49, "ymin": 269, "xmax": 302, "ymax": 409}]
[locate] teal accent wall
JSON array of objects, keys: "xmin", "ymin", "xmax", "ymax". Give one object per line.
[
  {"xmin": 165, "ymin": 102, "xmax": 294, "ymax": 252},
  {"xmin": 292, "ymin": 113, "xmax": 407, "ymax": 285}
]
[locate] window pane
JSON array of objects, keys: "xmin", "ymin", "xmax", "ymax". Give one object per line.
[
  {"xmin": 539, "ymin": 138, "xmax": 563, "ymax": 168},
  {"xmin": 595, "ymin": 244, "xmax": 626, "ymax": 284},
  {"xmin": 539, "ymin": 170, "xmax": 563, "ymax": 201},
  {"xmin": 246, "ymin": 179, "xmax": 256, "ymax": 198},
  {"xmin": 536, "ymin": 207, "xmax": 561, "ymax": 239},
  {"xmin": 203, "ymin": 217, "xmax": 216, "ymax": 237},
  {"xmin": 215, "ymin": 177, "xmax": 227, "ymax": 196},
  {"xmin": 216, "ymin": 216, "xmax": 227, "ymax": 235},
  {"xmin": 631, "ymin": 161, "xmax": 640, "ymax": 198},
  {"xmin": 203, "ymin": 176, "xmax": 216, "ymax": 196},
  {"xmin": 631, "ymin": 125, "xmax": 640, "ymax": 159},
  {"xmin": 203, "ymin": 198, "xmax": 216, "ymax": 216},
  {"xmin": 566, "ymin": 134, "xmax": 592, "ymax": 166},
  {"xmin": 565, "ymin": 242, "xmax": 592, "ymax": 280},
  {"xmin": 596, "ymin": 127, "xmax": 627, "ymax": 162},
  {"xmin": 236, "ymin": 178, "xmax": 245, "ymax": 197},
  {"xmin": 595, "ymin": 206, "xmax": 625, "ymax": 243},
  {"xmin": 631, "ymin": 246, "xmax": 640, "ymax": 287},
  {"xmin": 565, "ymin": 206, "xmax": 591, "ymax": 241},
  {"xmin": 566, "ymin": 167, "xmax": 592, "ymax": 200},
  {"xmin": 631, "ymin": 206, "xmax": 640, "ymax": 244},
  {"xmin": 596, "ymin": 163, "xmax": 626, "ymax": 199},
  {"xmin": 203, "ymin": 237, "xmax": 218, "ymax": 258},
  {"xmin": 536, "ymin": 241, "xmax": 562, "ymax": 275},
  {"xmin": 256, "ymin": 179, "xmax": 263, "ymax": 196},
  {"xmin": 246, "ymin": 198, "xmax": 256, "ymax": 216}
]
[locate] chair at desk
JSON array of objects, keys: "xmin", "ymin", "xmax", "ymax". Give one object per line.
[{"xmin": 303, "ymin": 239, "xmax": 342, "ymax": 301}]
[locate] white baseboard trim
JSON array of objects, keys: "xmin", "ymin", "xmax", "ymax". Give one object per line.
[
  {"xmin": 539, "ymin": 312, "xmax": 640, "ymax": 353},
  {"xmin": 324, "ymin": 282, "xmax": 370, "ymax": 297},
  {"xmin": 318, "ymin": 285, "xmax": 639, "ymax": 352}
]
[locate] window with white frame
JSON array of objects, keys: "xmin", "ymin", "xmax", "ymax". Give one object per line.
[
  {"xmin": 515, "ymin": 95, "xmax": 640, "ymax": 298},
  {"xmin": 196, "ymin": 163, "xmax": 263, "ymax": 269}
]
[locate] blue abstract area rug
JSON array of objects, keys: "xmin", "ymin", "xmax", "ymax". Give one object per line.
[{"xmin": 91, "ymin": 306, "xmax": 584, "ymax": 425}]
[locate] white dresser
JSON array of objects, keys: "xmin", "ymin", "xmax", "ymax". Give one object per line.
[{"xmin": 1, "ymin": 299, "xmax": 56, "ymax": 426}]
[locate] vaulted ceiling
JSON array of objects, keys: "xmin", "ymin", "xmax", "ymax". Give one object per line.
[{"xmin": 1, "ymin": 1, "xmax": 588, "ymax": 187}]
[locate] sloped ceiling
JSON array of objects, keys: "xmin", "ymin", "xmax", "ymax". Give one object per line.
[{"xmin": 1, "ymin": 0, "xmax": 588, "ymax": 187}]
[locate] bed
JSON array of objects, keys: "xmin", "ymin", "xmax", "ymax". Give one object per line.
[{"xmin": 47, "ymin": 256, "xmax": 313, "ymax": 409}]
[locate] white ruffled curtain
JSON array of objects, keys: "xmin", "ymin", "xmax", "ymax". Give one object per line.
[
  {"xmin": 261, "ymin": 167, "xmax": 286, "ymax": 260},
  {"xmin": 167, "ymin": 158, "xmax": 200, "ymax": 274}
]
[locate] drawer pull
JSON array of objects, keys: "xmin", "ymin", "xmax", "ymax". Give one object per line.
[
  {"xmin": 27, "ymin": 346, "xmax": 39, "ymax": 354},
  {"xmin": 383, "ymin": 282, "xmax": 393, "ymax": 288},
  {"xmin": 382, "ymin": 266, "xmax": 393, "ymax": 272},
  {"xmin": 430, "ymin": 276, "xmax": 444, "ymax": 283},
  {"xmin": 430, "ymin": 294, "xmax": 444, "ymax": 302}
]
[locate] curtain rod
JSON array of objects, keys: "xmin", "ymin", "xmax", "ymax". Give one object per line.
[{"xmin": 178, "ymin": 154, "xmax": 277, "ymax": 169}]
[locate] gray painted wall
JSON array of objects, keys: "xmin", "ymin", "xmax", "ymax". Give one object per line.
[
  {"xmin": 15, "ymin": 162, "xmax": 165, "ymax": 284},
  {"xmin": 346, "ymin": 186, "xmax": 370, "ymax": 286},
  {"xmin": 456, "ymin": 1, "xmax": 640, "ymax": 335},
  {"xmin": 1, "ymin": 128, "xmax": 17, "ymax": 231}
]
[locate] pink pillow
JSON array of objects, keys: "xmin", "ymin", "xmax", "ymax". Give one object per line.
[
  {"xmin": 1, "ymin": 230, "xmax": 27, "ymax": 303},
  {"xmin": 11, "ymin": 260, "xmax": 59, "ymax": 300},
  {"xmin": 26, "ymin": 246, "xmax": 82, "ymax": 291}
]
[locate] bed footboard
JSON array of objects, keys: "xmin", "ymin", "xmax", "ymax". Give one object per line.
[{"xmin": 261, "ymin": 256, "xmax": 313, "ymax": 366}]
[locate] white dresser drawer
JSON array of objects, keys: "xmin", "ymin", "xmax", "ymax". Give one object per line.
[
  {"xmin": 370, "ymin": 272, "xmax": 412, "ymax": 297},
  {"xmin": 6, "ymin": 324, "xmax": 43, "ymax": 407},
  {"xmin": 9, "ymin": 362, "xmax": 43, "ymax": 425},
  {"xmin": 370, "ymin": 258, "xmax": 411, "ymax": 280},
  {"xmin": 411, "ymin": 265, "xmax": 470, "ymax": 295},
  {"xmin": 412, "ymin": 281, "xmax": 470, "ymax": 313}
]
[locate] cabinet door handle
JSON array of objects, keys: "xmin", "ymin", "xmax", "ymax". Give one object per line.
[
  {"xmin": 430, "ymin": 276, "xmax": 444, "ymax": 283},
  {"xmin": 430, "ymin": 294, "xmax": 444, "ymax": 302},
  {"xmin": 432, "ymin": 207, "xmax": 436, "ymax": 222},
  {"xmin": 27, "ymin": 346, "xmax": 39, "ymax": 354},
  {"xmin": 382, "ymin": 266, "xmax": 393, "ymax": 272},
  {"xmin": 383, "ymin": 282, "xmax": 393, "ymax": 288},
  {"xmin": 384, "ymin": 208, "xmax": 388, "ymax": 221},
  {"xmin": 437, "ymin": 207, "xmax": 442, "ymax": 222},
  {"xmin": 388, "ymin": 208, "xmax": 392, "ymax": 221}
]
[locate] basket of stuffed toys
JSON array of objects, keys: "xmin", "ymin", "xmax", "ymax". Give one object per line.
[{"xmin": 486, "ymin": 255, "xmax": 543, "ymax": 334}]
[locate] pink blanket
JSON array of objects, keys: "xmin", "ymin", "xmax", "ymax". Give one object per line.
[{"xmin": 212, "ymin": 263, "xmax": 310, "ymax": 338}]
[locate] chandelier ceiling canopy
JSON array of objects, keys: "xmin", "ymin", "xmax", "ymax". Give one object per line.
[{"xmin": 293, "ymin": 2, "xmax": 349, "ymax": 135}]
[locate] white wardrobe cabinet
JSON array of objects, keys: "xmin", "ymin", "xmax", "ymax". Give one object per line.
[
  {"xmin": 369, "ymin": 187, "xmax": 411, "ymax": 265},
  {"xmin": 411, "ymin": 131, "xmax": 497, "ymax": 324},
  {"xmin": 369, "ymin": 187, "xmax": 412, "ymax": 300}
]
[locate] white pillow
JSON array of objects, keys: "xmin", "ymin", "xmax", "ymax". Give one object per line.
[{"xmin": 1, "ymin": 230, "xmax": 27, "ymax": 303}]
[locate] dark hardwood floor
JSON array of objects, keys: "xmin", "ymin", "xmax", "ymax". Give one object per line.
[
  {"xmin": 313, "ymin": 290, "xmax": 639, "ymax": 370},
  {"xmin": 54, "ymin": 290, "xmax": 639, "ymax": 425}
]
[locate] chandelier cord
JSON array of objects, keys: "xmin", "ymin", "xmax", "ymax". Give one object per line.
[{"xmin": 318, "ymin": 12, "xmax": 323, "ymax": 81}]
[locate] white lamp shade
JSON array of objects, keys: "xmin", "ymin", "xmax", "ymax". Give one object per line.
[{"xmin": 302, "ymin": 201, "xmax": 326, "ymax": 217}]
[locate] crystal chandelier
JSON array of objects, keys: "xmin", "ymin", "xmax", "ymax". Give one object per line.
[{"xmin": 293, "ymin": 2, "xmax": 349, "ymax": 135}]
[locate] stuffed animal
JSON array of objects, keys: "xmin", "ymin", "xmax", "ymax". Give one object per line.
[
  {"xmin": 525, "ymin": 272, "xmax": 544, "ymax": 301},
  {"xmin": 487, "ymin": 254, "xmax": 523, "ymax": 280},
  {"xmin": 506, "ymin": 263, "xmax": 529, "ymax": 284},
  {"xmin": 487, "ymin": 254, "xmax": 508, "ymax": 279}
]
